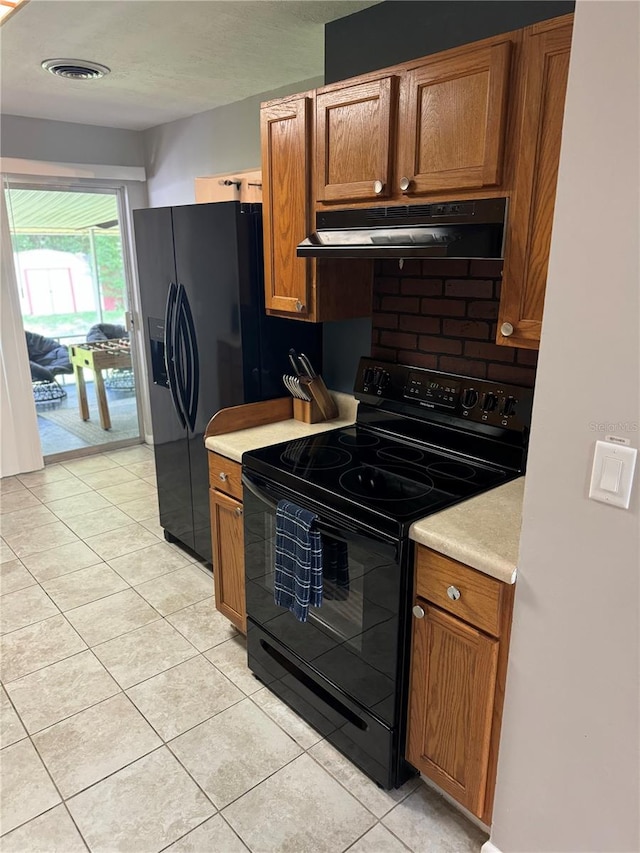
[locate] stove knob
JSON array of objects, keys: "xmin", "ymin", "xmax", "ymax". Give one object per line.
[
  {"xmin": 379, "ymin": 370, "xmax": 391, "ymax": 390},
  {"xmin": 363, "ymin": 368, "xmax": 374, "ymax": 388},
  {"xmin": 461, "ymin": 388, "xmax": 479, "ymax": 410},
  {"xmin": 502, "ymin": 396, "xmax": 517, "ymax": 417},
  {"xmin": 482, "ymin": 393, "xmax": 498, "ymax": 413}
]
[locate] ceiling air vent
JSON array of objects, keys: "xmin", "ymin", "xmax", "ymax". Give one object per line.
[{"xmin": 41, "ymin": 59, "xmax": 110, "ymax": 80}]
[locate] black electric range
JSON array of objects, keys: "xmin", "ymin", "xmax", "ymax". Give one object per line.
[{"xmin": 242, "ymin": 357, "xmax": 533, "ymax": 789}]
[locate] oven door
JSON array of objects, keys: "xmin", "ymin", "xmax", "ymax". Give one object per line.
[{"xmin": 242, "ymin": 470, "xmax": 411, "ymax": 787}]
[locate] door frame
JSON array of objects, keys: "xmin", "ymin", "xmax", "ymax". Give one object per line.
[{"xmin": 3, "ymin": 175, "xmax": 150, "ymax": 459}]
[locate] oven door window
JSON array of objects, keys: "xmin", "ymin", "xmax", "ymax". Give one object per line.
[{"xmin": 244, "ymin": 481, "xmax": 402, "ymax": 727}]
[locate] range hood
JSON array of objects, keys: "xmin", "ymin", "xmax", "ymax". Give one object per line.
[{"xmin": 297, "ymin": 198, "xmax": 507, "ymax": 260}]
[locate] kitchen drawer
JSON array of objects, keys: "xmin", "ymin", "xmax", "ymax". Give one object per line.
[
  {"xmin": 208, "ymin": 452, "xmax": 243, "ymax": 501},
  {"xmin": 415, "ymin": 547, "xmax": 504, "ymax": 637}
]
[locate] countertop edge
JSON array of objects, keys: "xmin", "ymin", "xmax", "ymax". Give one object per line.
[{"xmin": 409, "ymin": 478, "xmax": 525, "ymax": 585}]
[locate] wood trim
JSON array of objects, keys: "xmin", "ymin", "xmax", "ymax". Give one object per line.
[
  {"xmin": 261, "ymin": 88, "xmax": 317, "ymax": 109},
  {"xmin": 482, "ymin": 42, "xmax": 512, "ymax": 186},
  {"xmin": 481, "ymin": 581, "xmax": 515, "ymax": 823},
  {"xmin": 526, "ymin": 11, "xmax": 575, "ymax": 36},
  {"xmin": 205, "ymin": 398, "xmax": 292, "ymax": 439}
]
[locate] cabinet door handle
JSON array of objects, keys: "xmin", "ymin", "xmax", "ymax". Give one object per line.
[
  {"xmin": 501, "ymin": 322, "xmax": 514, "ymax": 337},
  {"xmin": 234, "ymin": 506, "xmax": 243, "ymax": 518},
  {"xmin": 447, "ymin": 585, "xmax": 461, "ymax": 601},
  {"xmin": 219, "ymin": 472, "xmax": 228, "ymax": 482},
  {"xmin": 399, "ymin": 176, "xmax": 412, "ymax": 192},
  {"xmin": 373, "ymin": 180, "xmax": 384, "ymax": 195},
  {"xmin": 295, "ymin": 300, "xmax": 305, "ymax": 313},
  {"xmin": 412, "ymin": 605, "xmax": 425, "ymax": 619}
]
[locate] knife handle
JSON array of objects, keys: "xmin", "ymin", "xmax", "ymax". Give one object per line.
[
  {"xmin": 301, "ymin": 376, "xmax": 338, "ymax": 421},
  {"xmin": 298, "ymin": 353, "xmax": 317, "ymax": 379},
  {"xmin": 288, "ymin": 350, "xmax": 302, "ymax": 377}
]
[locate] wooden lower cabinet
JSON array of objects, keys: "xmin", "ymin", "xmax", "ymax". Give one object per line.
[
  {"xmin": 209, "ymin": 487, "xmax": 246, "ymax": 633},
  {"xmin": 407, "ymin": 602, "xmax": 498, "ymax": 817},
  {"xmin": 407, "ymin": 547, "xmax": 514, "ymax": 822}
]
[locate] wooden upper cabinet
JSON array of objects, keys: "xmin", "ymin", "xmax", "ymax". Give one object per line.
[
  {"xmin": 498, "ymin": 16, "xmax": 573, "ymax": 349},
  {"xmin": 261, "ymin": 96, "xmax": 313, "ymax": 316},
  {"xmin": 406, "ymin": 602, "xmax": 499, "ymax": 817},
  {"xmin": 316, "ymin": 76, "xmax": 396, "ymax": 203},
  {"xmin": 398, "ymin": 40, "xmax": 512, "ymax": 196}
]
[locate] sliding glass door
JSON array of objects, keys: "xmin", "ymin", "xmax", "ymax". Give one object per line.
[{"xmin": 4, "ymin": 181, "xmax": 144, "ymax": 458}]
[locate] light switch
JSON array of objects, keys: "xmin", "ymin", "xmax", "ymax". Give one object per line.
[
  {"xmin": 600, "ymin": 457, "xmax": 622, "ymax": 493},
  {"xmin": 589, "ymin": 440, "xmax": 637, "ymax": 509}
]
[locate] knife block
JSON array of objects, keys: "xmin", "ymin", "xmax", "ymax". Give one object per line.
[{"xmin": 293, "ymin": 398, "xmax": 324, "ymax": 424}]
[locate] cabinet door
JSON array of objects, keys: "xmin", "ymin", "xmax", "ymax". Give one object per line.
[
  {"xmin": 209, "ymin": 488, "xmax": 246, "ymax": 633},
  {"xmin": 406, "ymin": 602, "xmax": 498, "ymax": 818},
  {"xmin": 398, "ymin": 41, "xmax": 511, "ymax": 195},
  {"xmin": 498, "ymin": 17, "xmax": 573, "ymax": 349},
  {"xmin": 261, "ymin": 97, "xmax": 313, "ymax": 316},
  {"xmin": 316, "ymin": 77, "xmax": 396, "ymax": 202}
]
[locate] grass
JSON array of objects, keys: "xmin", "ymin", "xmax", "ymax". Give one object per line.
[{"xmin": 22, "ymin": 311, "xmax": 127, "ymax": 341}]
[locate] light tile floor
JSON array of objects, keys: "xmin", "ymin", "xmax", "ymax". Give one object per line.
[{"xmin": 0, "ymin": 446, "xmax": 488, "ymax": 853}]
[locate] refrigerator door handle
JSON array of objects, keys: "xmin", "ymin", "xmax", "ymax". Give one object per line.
[
  {"xmin": 164, "ymin": 282, "xmax": 187, "ymax": 429},
  {"xmin": 176, "ymin": 283, "xmax": 199, "ymax": 433}
]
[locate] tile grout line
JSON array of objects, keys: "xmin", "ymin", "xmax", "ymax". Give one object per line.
[
  {"xmin": 0, "ymin": 684, "xmax": 93, "ymax": 851},
  {"xmin": 2, "ymin": 648, "xmax": 123, "ymax": 734},
  {"xmin": 3, "ymin": 453, "xmax": 429, "ymax": 853}
]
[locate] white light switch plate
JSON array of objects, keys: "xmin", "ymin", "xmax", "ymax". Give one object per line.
[{"xmin": 589, "ymin": 440, "xmax": 637, "ymax": 509}]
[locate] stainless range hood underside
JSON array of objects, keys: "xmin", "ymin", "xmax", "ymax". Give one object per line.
[{"xmin": 296, "ymin": 198, "xmax": 507, "ymax": 259}]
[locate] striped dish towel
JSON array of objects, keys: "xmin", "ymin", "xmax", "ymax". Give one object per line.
[{"xmin": 274, "ymin": 499, "xmax": 323, "ymax": 622}]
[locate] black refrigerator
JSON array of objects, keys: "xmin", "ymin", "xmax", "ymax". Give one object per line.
[{"xmin": 133, "ymin": 202, "xmax": 322, "ymax": 563}]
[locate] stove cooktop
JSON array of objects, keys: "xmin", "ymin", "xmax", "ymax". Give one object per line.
[{"xmin": 243, "ymin": 425, "xmax": 513, "ymax": 538}]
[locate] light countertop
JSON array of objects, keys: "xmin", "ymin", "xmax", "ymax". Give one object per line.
[
  {"xmin": 409, "ymin": 477, "xmax": 525, "ymax": 584},
  {"xmin": 204, "ymin": 392, "xmax": 358, "ymax": 463}
]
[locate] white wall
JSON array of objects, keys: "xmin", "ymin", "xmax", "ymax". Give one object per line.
[
  {"xmin": 143, "ymin": 76, "xmax": 322, "ymax": 207},
  {"xmin": 490, "ymin": 2, "xmax": 639, "ymax": 851},
  {"xmin": 0, "ymin": 115, "xmax": 145, "ymax": 167}
]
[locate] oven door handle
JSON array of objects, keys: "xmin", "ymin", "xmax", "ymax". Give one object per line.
[{"xmin": 242, "ymin": 472, "xmax": 394, "ymax": 544}]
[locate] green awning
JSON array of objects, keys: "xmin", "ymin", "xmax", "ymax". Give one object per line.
[{"xmin": 5, "ymin": 188, "xmax": 120, "ymax": 233}]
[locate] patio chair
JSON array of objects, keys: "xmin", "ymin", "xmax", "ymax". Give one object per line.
[{"xmin": 25, "ymin": 330, "xmax": 73, "ymax": 402}]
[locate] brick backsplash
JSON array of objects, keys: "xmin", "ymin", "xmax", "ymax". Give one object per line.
[{"xmin": 370, "ymin": 259, "xmax": 538, "ymax": 387}]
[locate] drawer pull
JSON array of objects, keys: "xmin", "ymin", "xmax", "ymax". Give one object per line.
[
  {"xmin": 234, "ymin": 507, "xmax": 243, "ymax": 518},
  {"xmin": 412, "ymin": 605, "xmax": 425, "ymax": 619},
  {"xmin": 447, "ymin": 585, "xmax": 461, "ymax": 601},
  {"xmin": 219, "ymin": 472, "xmax": 228, "ymax": 482}
]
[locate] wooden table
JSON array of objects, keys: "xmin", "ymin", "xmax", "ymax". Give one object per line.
[{"xmin": 68, "ymin": 340, "xmax": 132, "ymax": 430}]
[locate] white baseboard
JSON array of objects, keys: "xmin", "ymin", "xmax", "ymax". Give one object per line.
[{"xmin": 481, "ymin": 841, "xmax": 503, "ymax": 853}]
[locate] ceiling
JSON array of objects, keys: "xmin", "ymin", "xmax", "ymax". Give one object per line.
[{"xmin": 0, "ymin": 0, "xmax": 379, "ymax": 131}]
